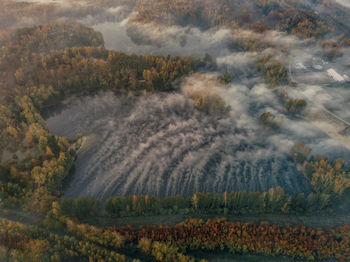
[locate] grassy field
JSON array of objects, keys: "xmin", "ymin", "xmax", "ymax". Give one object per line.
[{"xmin": 82, "ymin": 210, "xmax": 350, "ymax": 229}]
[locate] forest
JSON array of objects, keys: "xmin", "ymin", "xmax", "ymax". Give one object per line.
[
  {"xmin": 2, "ymin": 216, "xmax": 350, "ymax": 262},
  {"xmin": 132, "ymin": 0, "xmax": 329, "ymax": 38},
  {"xmin": 0, "ymin": 22, "xmax": 202, "ymax": 211},
  {"xmin": 0, "ymin": 0, "xmax": 350, "ymax": 261}
]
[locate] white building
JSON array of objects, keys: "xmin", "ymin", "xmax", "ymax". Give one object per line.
[{"xmin": 327, "ymin": 68, "xmax": 345, "ymax": 82}]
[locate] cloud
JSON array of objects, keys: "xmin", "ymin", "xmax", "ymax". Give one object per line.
[
  {"xmin": 335, "ymin": 0, "xmax": 350, "ymax": 9},
  {"xmin": 7, "ymin": 0, "xmax": 350, "ymax": 198},
  {"xmin": 45, "ymin": 75, "xmax": 317, "ymax": 199},
  {"xmin": 93, "ymin": 18, "xmax": 234, "ymax": 57},
  {"xmin": 217, "ymin": 52, "xmax": 257, "ymax": 69}
]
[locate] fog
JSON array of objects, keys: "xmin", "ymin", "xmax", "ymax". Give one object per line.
[
  {"xmin": 6, "ymin": 0, "xmax": 349, "ymax": 199},
  {"xmin": 45, "ymin": 66, "xmax": 349, "ymax": 200},
  {"xmin": 335, "ymin": 0, "xmax": 350, "ymax": 9},
  {"xmin": 46, "ymin": 87, "xmax": 311, "ymax": 200}
]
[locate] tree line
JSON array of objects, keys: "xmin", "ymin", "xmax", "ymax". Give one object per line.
[
  {"xmin": 291, "ymin": 142, "xmax": 350, "ymax": 196},
  {"xmin": 111, "ymin": 218, "xmax": 350, "ymax": 261},
  {"xmin": 0, "ymin": 217, "xmax": 128, "ymax": 262},
  {"xmin": 46, "ymin": 187, "xmax": 332, "ymax": 223},
  {"xmin": 133, "ymin": 0, "xmax": 329, "ymax": 38},
  {"xmin": 0, "ymin": 22, "xmax": 202, "ymax": 213},
  {"xmin": 2, "ymin": 210, "xmax": 350, "ymax": 261}
]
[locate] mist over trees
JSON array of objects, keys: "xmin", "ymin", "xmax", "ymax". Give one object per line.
[
  {"xmin": 0, "ymin": 0, "xmax": 350, "ymax": 261},
  {"xmin": 0, "ymin": 22, "xmax": 204, "ymax": 213}
]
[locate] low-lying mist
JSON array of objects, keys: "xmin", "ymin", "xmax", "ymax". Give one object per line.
[
  {"xmin": 12, "ymin": 0, "xmax": 349, "ymax": 200},
  {"xmin": 46, "ymin": 90, "xmax": 311, "ymax": 200},
  {"xmin": 43, "ymin": 71, "xmax": 346, "ymax": 201}
]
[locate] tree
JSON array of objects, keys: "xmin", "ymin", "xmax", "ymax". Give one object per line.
[
  {"xmin": 217, "ymin": 72, "xmax": 232, "ymax": 84},
  {"xmin": 285, "ymin": 99, "xmax": 307, "ymax": 114},
  {"xmin": 25, "ymin": 239, "xmax": 50, "ymax": 262}
]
